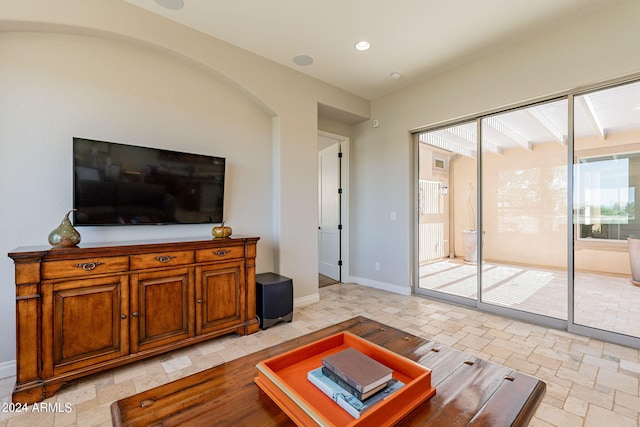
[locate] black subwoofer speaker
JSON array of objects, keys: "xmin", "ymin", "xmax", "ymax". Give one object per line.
[{"xmin": 255, "ymin": 272, "xmax": 293, "ymax": 329}]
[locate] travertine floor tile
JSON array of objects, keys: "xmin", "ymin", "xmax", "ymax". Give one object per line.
[
  {"xmin": 584, "ymin": 404, "xmax": 637, "ymax": 427},
  {"xmin": 0, "ymin": 282, "xmax": 639, "ymax": 426}
]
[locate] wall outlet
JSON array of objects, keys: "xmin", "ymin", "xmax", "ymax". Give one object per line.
[{"xmin": 375, "ymin": 262, "xmax": 381, "ymax": 271}]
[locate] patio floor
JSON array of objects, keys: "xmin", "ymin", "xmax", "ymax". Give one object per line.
[{"xmin": 419, "ymin": 259, "xmax": 640, "ymax": 339}]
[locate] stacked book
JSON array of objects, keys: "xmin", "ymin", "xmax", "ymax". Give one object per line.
[{"xmin": 307, "ymin": 348, "xmax": 404, "ymax": 419}]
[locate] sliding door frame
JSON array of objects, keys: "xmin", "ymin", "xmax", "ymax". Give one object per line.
[{"xmin": 413, "ymin": 72, "xmax": 640, "ymax": 349}]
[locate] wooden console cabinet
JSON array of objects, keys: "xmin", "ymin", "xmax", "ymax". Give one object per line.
[{"xmin": 8, "ymin": 236, "xmax": 259, "ymax": 404}]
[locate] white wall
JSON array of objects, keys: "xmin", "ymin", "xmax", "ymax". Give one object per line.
[
  {"xmin": 0, "ymin": 31, "xmax": 276, "ymax": 372},
  {"xmin": 349, "ymin": 1, "xmax": 640, "ymax": 294},
  {"xmin": 0, "ymin": 0, "xmax": 369, "ymax": 374}
]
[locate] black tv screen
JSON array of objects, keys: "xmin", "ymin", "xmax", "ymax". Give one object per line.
[{"xmin": 73, "ymin": 138, "xmax": 225, "ymax": 226}]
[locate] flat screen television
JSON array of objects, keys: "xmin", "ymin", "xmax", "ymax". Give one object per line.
[{"xmin": 73, "ymin": 137, "xmax": 225, "ymax": 226}]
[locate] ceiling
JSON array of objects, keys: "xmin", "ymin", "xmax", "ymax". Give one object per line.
[
  {"xmin": 125, "ymin": 0, "xmax": 613, "ymax": 100},
  {"xmin": 123, "ymin": 1, "xmax": 638, "ymax": 146}
]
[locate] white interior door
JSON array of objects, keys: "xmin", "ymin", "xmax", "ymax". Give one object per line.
[{"xmin": 318, "ymin": 143, "xmax": 341, "ymax": 280}]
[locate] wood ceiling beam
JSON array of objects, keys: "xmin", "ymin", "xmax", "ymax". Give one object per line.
[
  {"xmin": 419, "ymin": 133, "xmax": 476, "ymax": 158},
  {"xmin": 527, "ymin": 107, "xmax": 567, "ymax": 145},
  {"xmin": 578, "ymin": 95, "xmax": 606, "ymax": 141},
  {"xmin": 443, "ymin": 126, "xmax": 503, "ymax": 155},
  {"xmin": 484, "ymin": 117, "xmax": 532, "ymax": 151},
  {"xmin": 445, "ymin": 126, "xmax": 502, "ymax": 157}
]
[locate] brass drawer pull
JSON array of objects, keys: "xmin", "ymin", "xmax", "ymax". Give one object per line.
[
  {"xmin": 74, "ymin": 262, "xmax": 103, "ymax": 271},
  {"xmin": 213, "ymin": 250, "xmax": 230, "ymax": 257},
  {"xmin": 155, "ymin": 255, "xmax": 176, "ymax": 263}
]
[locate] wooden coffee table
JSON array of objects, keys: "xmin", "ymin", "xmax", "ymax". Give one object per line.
[{"xmin": 111, "ymin": 316, "xmax": 545, "ymax": 426}]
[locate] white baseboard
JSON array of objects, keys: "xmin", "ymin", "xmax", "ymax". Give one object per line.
[
  {"xmin": 0, "ymin": 360, "xmax": 16, "ymax": 380},
  {"xmin": 294, "ymin": 292, "xmax": 320, "ymax": 308},
  {"xmin": 347, "ymin": 276, "xmax": 412, "ymax": 296}
]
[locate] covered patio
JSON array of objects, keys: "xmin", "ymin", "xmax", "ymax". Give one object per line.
[{"xmin": 419, "ymin": 259, "xmax": 640, "ymax": 337}]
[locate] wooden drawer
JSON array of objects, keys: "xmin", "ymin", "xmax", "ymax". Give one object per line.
[
  {"xmin": 42, "ymin": 256, "xmax": 129, "ymax": 280},
  {"xmin": 195, "ymin": 246, "xmax": 244, "ymax": 263},
  {"xmin": 130, "ymin": 251, "xmax": 194, "ymax": 270}
]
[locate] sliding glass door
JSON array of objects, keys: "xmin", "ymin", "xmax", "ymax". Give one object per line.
[
  {"xmin": 572, "ymin": 82, "xmax": 640, "ymax": 340},
  {"xmin": 416, "ymin": 77, "xmax": 640, "ymax": 347},
  {"xmin": 417, "ymin": 100, "xmax": 569, "ymax": 325},
  {"xmin": 417, "ymin": 121, "xmax": 477, "ymax": 305},
  {"xmin": 480, "ymin": 100, "xmax": 568, "ymax": 321}
]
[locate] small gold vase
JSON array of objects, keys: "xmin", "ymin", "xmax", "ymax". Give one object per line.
[
  {"xmin": 48, "ymin": 209, "xmax": 81, "ymax": 248},
  {"xmin": 212, "ymin": 221, "xmax": 232, "ymax": 238}
]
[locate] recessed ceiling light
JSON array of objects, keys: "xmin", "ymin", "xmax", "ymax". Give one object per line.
[
  {"xmin": 390, "ymin": 72, "xmax": 401, "ymax": 80},
  {"xmin": 355, "ymin": 41, "xmax": 371, "ymax": 51},
  {"xmin": 155, "ymin": 0, "xmax": 184, "ymax": 10},
  {"xmin": 293, "ymin": 55, "xmax": 314, "ymax": 66}
]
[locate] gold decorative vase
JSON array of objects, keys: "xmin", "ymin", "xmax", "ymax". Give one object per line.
[
  {"xmin": 48, "ymin": 209, "xmax": 81, "ymax": 248},
  {"xmin": 212, "ymin": 222, "xmax": 232, "ymax": 238}
]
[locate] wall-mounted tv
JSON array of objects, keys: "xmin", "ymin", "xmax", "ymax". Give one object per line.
[{"xmin": 73, "ymin": 137, "xmax": 225, "ymax": 226}]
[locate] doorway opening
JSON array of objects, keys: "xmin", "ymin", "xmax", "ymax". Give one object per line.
[{"xmin": 318, "ymin": 131, "xmax": 349, "ymax": 287}]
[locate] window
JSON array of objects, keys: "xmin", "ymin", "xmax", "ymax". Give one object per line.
[{"xmin": 574, "ymin": 153, "xmax": 639, "ymax": 240}]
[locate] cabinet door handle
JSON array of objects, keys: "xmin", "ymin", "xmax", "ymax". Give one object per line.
[
  {"xmin": 213, "ymin": 250, "xmax": 230, "ymax": 257},
  {"xmin": 120, "ymin": 314, "xmax": 127, "ymax": 319},
  {"xmin": 132, "ymin": 312, "xmax": 139, "ymax": 317},
  {"xmin": 74, "ymin": 262, "xmax": 103, "ymax": 271},
  {"xmin": 197, "ymin": 299, "xmax": 203, "ymax": 304},
  {"xmin": 155, "ymin": 255, "xmax": 176, "ymax": 263}
]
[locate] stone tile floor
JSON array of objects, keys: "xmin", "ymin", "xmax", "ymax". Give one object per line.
[{"xmin": 0, "ymin": 283, "xmax": 639, "ymax": 426}]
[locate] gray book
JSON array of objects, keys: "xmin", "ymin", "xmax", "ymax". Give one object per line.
[{"xmin": 322, "ymin": 348, "xmax": 393, "ymax": 393}]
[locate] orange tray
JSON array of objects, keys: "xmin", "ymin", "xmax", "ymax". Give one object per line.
[{"xmin": 254, "ymin": 331, "xmax": 436, "ymax": 426}]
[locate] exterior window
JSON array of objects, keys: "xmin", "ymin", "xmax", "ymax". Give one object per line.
[{"xmin": 574, "ymin": 154, "xmax": 639, "ymax": 240}]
